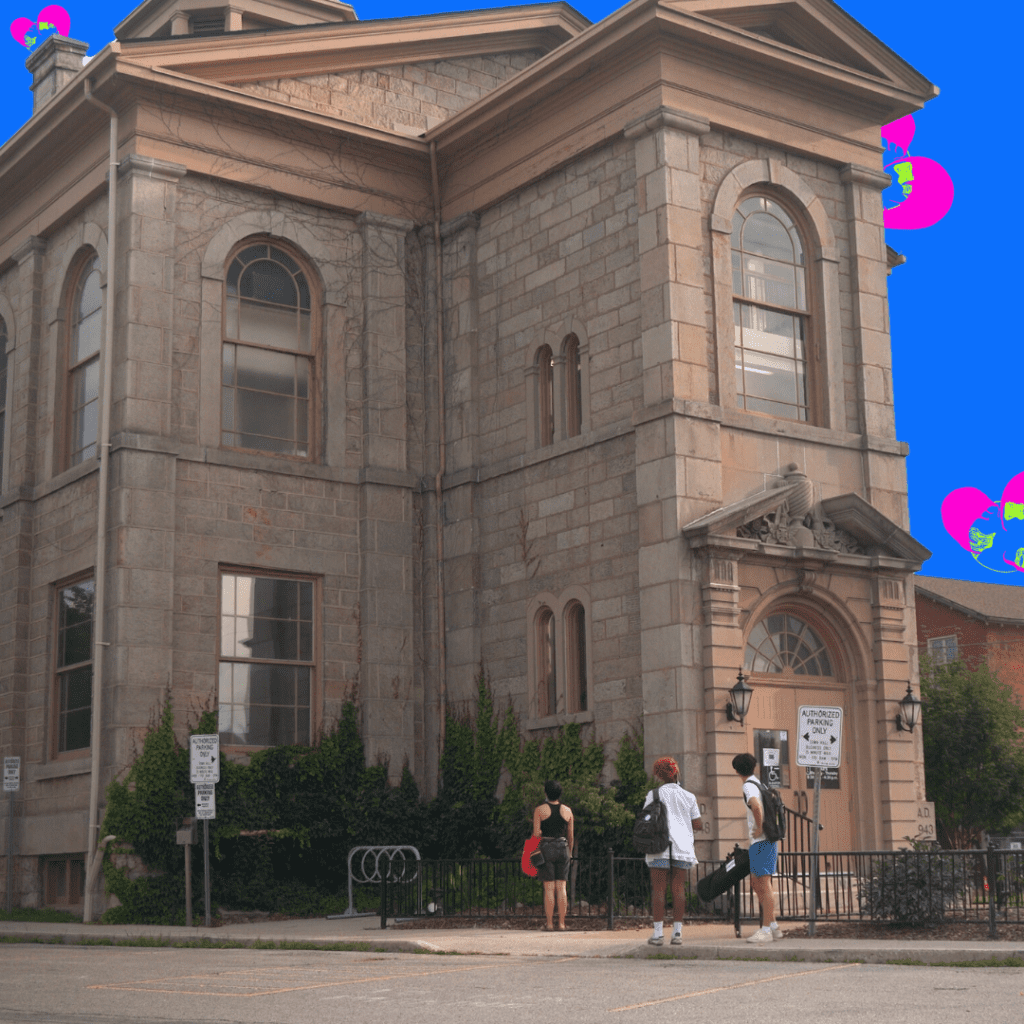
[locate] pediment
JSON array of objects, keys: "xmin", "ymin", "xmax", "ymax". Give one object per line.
[
  {"xmin": 664, "ymin": 0, "xmax": 932, "ymax": 90},
  {"xmin": 683, "ymin": 484, "xmax": 931, "ymax": 565},
  {"xmin": 115, "ymin": 5, "xmax": 587, "ymax": 86}
]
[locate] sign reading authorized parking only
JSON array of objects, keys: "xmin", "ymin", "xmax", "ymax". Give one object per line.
[{"xmin": 796, "ymin": 706, "xmax": 843, "ymax": 769}]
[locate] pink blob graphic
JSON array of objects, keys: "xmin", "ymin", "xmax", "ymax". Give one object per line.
[
  {"xmin": 881, "ymin": 114, "xmax": 916, "ymax": 155},
  {"xmin": 10, "ymin": 17, "xmax": 35, "ymax": 46},
  {"xmin": 37, "ymin": 5, "xmax": 70, "ymax": 36},
  {"xmin": 1001, "ymin": 471, "xmax": 1024, "ymax": 509},
  {"xmin": 941, "ymin": 487, "xmax": 995, "ymax": 551},
  {"xmin": 884, "ymin": 155, "xmax": 954, "ymax": 230}
]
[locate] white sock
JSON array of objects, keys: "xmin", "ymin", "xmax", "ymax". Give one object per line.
[
  {"xmin": 653, "ymin": 922, "xmax": 664, "ymax": 938},
  {"xmin": 761, "ymin": 925, "xmax": 772, "ymax": 933},
  {"xmin": 672, "ymin": 922, "xmax": 682, "ymax": 937}
]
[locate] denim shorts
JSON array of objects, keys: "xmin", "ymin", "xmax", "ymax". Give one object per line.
[
  {"xmin": 647, "ymin": 857, "xmax": 697, "ymax": 870},
  {"xmin": 749, "ymin": 840, "xmax": 778, "ymax": 877}
]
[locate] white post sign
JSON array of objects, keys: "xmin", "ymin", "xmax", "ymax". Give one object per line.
[
  {"xmin": 195, "ymin": 783, "xmax": 216, "ymax": 820},
  {"xmin": 796, "ymin": 706, "xmax": 843, "ymax": 769},
  {"xmin": 190, "ymin": 735, "xmax": 220, "ymax": 784},
  {"xmin": 3, "ymin": 757, "xmax": 19, "ymax": 793}
]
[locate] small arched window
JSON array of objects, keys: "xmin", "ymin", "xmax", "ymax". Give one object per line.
[
  {"xmin": 744, "ymin": 613, "xmax": 833, "ymax": 676},
  {"xmin": 565, "ymin": 601, "xmax": 587, "ymax": 712},
  {"xmin": 563, "ymin": 334, "xmax": 582, "ymax": 438},
  {"xmin": 67, "ymin": 254, "xmax": 102, "ymax": 466},
  {"xmin": 223, "ymin": 242, "xmax": 313, "ymax": 457},
  {"xmin": 536, "ymin": 606, "xmax": 557, "ymax": 717},
  {"xmin": 535, "ymin": 345, "xmax": 554, "ymax": 447},
  {"xmin": 732, "ymin": 197, "xmax": 809, "ymax": 422}
]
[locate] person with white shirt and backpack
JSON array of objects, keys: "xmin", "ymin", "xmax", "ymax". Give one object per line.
[
  {"xmin": 733, "ymin": 752, "xmax": 784, "ymax": 943},
  {"xmin": 641, "ymin": 757, "xmax": 703, "ymax": 946}
]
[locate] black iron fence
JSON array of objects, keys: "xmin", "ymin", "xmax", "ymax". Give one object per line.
[{"xmin": 373, "ymin": 847, "xmax": 1024, "ymax": 935}]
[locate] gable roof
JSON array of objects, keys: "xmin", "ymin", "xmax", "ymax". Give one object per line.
[
  {"xmin": 115, "ymin": 0, "xmax": 357, "ymax": 40},
  {"xmin": 915, "ymin": 576, "xmax": 1024, "ymax": 626}
]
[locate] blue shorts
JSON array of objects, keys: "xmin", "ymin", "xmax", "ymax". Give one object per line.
[
  {"xmin": 647, "ymin": 857, "xmax": 697, "ymax": 870},
  {"xmin": 749, "ymin": 840, "xmax": 778, "ymax": 877}
]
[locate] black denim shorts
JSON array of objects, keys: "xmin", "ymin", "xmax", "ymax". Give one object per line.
[{"xmin": 538, "ymin": 838, "xmax": 570, "ymax": 882}]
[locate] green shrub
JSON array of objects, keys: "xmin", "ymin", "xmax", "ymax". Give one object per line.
[
  {"xmin": 859, "ymin": 851, "xmax": 971, "ymax": 924},
  {"xmin": 99, "ymin": 672, "xmax": 646, "ymax": 922}
]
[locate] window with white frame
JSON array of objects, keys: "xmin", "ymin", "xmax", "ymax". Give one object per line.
[
  {"xmin": 222, "ymin": 242, "xmax": 314, "ymax": 458},
  {"xmin": 732, "ymin": 196, "xmax": 810, "ymax": 422},
  {"xmin": 927, "ymin": 634, "xmax": 958, "ymax": 665},
  {"xmin": 66, "ymin": 253, "xmax": 102, "ymax": 466},
  {"xmin": 219, "ymin": 570, "xmax": 315, "ymax": 746}
]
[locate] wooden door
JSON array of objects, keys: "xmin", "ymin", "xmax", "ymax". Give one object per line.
[{"xmin": 745, "ymin": 682, "xmax": 854, "ymax": 851}]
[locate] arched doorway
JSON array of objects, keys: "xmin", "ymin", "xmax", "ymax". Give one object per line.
[{"xmin": 742, "ymin": 611, "xmax": 855, "ymax": 850}]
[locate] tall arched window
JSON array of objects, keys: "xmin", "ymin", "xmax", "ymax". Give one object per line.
[
  {"xmin": 565, "ymin": 601, "xmax": 587, "ymax": 712},
  {"xmin": 222, "ymin": 242, "xmax": 314, "ymax": 457},
  {"xmin": 67, "ymin": 254, "xmax": 102, "ymax": 466},
  {"xmin": 563, "ymin": 334, "xmax": 582, "ymax": 438},
  {"xmin": 732, "ymin": 196, "xmax": 810, "ymax": 422},
  {"xmin": 536, "ymin": 606, "xmax": 557, "ymax": 717},
  {"xmin": 744, "ymin": 613, "xmax": 833, "ymax": 676},
  {"xmin": 0, "ymin": 315, "xmax": 8, "ymax": 491},
  {"xmin": 535, "ymin": 345, "xmax": 554, "ymax": 447}
]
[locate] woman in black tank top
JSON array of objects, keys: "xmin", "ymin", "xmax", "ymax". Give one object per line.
[{"xmin": 531, "ymin": 779, "xmax": 575, "ymax": 931}]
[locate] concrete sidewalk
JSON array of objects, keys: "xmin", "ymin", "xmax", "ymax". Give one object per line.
[{"xmin": 2, "ymin": 915, "xmax": 1022, "ymax": 965}]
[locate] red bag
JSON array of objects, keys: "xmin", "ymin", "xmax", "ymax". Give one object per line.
[{"xmin": 521, "ymin": 836, "xmax": 541, "ymax": 877}]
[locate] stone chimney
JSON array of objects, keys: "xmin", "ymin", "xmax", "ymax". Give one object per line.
[{"xmin": 26, "ymin": 35, "xmax": 90, "ymax": 115}]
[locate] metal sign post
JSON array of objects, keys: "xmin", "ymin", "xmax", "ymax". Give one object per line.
[
  {"xmin": 190, "ymin": 737, "xmax": 219, "ymax": 928},
  {"xmin": 796, "ymin": 707, "xmax": 843, "ymax": 938},
  {"xmin": 4, "ymin": 757, "xmax": 19, "ymax": 913}
]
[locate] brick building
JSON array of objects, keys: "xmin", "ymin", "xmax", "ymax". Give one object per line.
[
  {"xmin": 915, "ymin": 576, "xmax": 1024, "ymax": 703},
  {"xmin": 1, "ymin": 0, "xmax": 937, "ymax": 914}
]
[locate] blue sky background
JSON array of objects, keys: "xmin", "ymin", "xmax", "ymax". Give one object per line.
[{"xmin": 0, "ymin": 1, "xmax": 1013, "ymax": 587}]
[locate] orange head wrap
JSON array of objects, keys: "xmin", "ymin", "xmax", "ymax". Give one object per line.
[{"xmin": 652, "ymin": 757, "xmax": 679, "ymax": 783}]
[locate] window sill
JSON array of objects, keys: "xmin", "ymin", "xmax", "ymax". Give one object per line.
[
  {"xmin": 524, "ymin": 710, "xmax": 594, "ymax": 732},
  {"xmin": 30, "ymin": 756, "xmax": 92, "ymax": 782}
]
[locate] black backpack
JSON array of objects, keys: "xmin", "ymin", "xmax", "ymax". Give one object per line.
[
  {"xmin": 632, "ymin": 787, "xmax": 671, "ymax": 855},
  {"xmin": 748, "ymin": 779, "xmax": 787, "ymax": 843}
]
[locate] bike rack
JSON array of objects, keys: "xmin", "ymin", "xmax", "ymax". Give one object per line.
[{"xmin": 328, "ymin": 845, "xmax": 422, "ymax": 918}]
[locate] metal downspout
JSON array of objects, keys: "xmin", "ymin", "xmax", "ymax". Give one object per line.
[
  {"xmin": 81, "ymin": 79, "xmax": 117, "ymax": 922},
  {"xmin": 429, "ymin": 140, "xmax": 447, "ymax": 782}
]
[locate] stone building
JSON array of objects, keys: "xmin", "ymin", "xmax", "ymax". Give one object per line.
[{"xmin": 0, "ymin": 0, "xmax": 936, "ymax": 912}]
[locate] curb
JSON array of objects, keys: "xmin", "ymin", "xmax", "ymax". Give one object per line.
[
  {"xmin": 624, "ymin": 943, "xmax": 1024, "ymax": 965},
  {"xmin": 0, "ymin": 929, "xmax": 442, "ymax": 954}
]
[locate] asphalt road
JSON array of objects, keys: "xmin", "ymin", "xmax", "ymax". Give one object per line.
[{"xmin": 0, "ymin": 945, "xmax": 1020, "ymax": 1024}]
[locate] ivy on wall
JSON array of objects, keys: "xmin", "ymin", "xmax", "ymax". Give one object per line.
[{"xmin": 100, "ymin": 674, "xmax": 649, "ymax": 923}]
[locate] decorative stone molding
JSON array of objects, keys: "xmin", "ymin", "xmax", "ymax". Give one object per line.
[
  {"xmin": 736, "ymin": 502, "xmax": 864, "ymax": 554},
  {"xmin": 840, "ymin": 164, "xmax": 892, "ymax": 191},
  {"xmin": 623, "ymin": 106, "xmax": 711, "ymax": 139},
  {"xmin": 116, "ymin": 154, "xmax": 187, "ymax": 183}
]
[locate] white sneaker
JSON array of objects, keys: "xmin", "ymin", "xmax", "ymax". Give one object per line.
[
  {"xmin": 746, "ymin": 928, "xmax": 773, "ymax": 943},
  {"xmin": 770, "ymin": 927, "xmax": 784, "ymax": 940}
]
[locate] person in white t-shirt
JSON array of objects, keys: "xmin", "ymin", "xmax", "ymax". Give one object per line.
[
  {"xmin": 732, "ymin": 752, "xmax": 783, "ymax": 943},
  {"xmin": 643, "ymin": 757, "xmax": 703, "ymax": 946}
]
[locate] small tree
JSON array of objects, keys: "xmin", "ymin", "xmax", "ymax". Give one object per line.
[{"xmin": 921, "ymin": 658, "xmax": 1024, "ymax": 848}]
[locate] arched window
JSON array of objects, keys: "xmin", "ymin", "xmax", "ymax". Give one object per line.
[
  {"xmin": 732, "ymin": 197, "xmax": 810, "ymax": 422},
  {"xmin": 535, "ymin": 345, "xmax": 554, "ymax": 447},
  {"xmin": 0, "ymin": 315, "xmax": 8, "ymax": 491},
  {"xmin": 744, "ymin": 613, "xmax": 833, "ymax": 676},
  {"xmin": 67, "ymin": 254, "xmax": 102, "ymax": 466},
  {"xmin": 565, "ymin": 601, "xmax": 587, "ymax": 712},
  {"xmin": 222, "ymin": 242, "xmax": 314, "ymax": 457},
  {"xmin": 536, "ymin": 606, "xmax": 557, "ymax": 717},
  {"xmin": 563, "ymin": 334, "xmax": 582, "ymax": 438}
]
